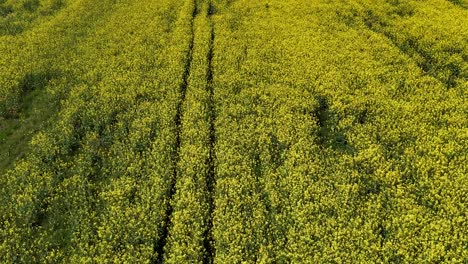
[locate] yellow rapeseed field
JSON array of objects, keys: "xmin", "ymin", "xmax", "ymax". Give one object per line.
[{"xmin": 1, "ymin": 0, "xmax": 467, "ymax": 262}]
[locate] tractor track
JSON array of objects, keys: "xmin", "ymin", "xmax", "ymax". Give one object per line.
[
  {"xmin": 203, "ymin": 2, "xmax": 216, "ymax": 262},
  {"xmin": 152, "ymin": 1, "xmax": 197, "ymax": 263}
]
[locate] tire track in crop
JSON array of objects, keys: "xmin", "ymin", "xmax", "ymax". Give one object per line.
[
  {"xmin": 447, "ymin": 0, "xmax": 468, "ymax": 8},
  {"xmin": 153, "ymin": 1, "xmax": 197, "ymax": 263},
  {"xmin": 359, "ymin": 10, "xmax": 461, "ymax": 88},
  {"xmin": 203, "ymin": 2, "xmax": 216, "ymax": 263},
  {"xmin": 339, "ymin": 15, "xmax": 399, "ymax": 258}
]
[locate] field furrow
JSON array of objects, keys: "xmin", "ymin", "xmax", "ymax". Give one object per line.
[
  {"xmin": 162, "ymin": 0, "xmax": 217, "ymax": 263},
  {"xmin": 153, "ymin": 1, "xmax": 197, "ymax": 262}
]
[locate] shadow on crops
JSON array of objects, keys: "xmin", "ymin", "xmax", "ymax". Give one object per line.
[{"xmin": 314, "ymin": 95, "xmax": 356, "ymax": 154}]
